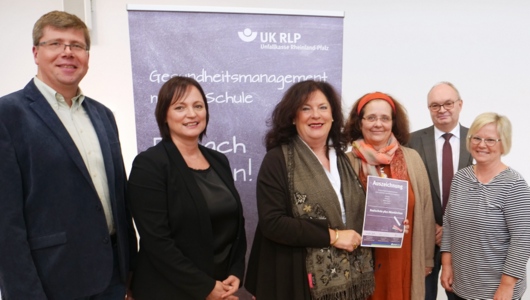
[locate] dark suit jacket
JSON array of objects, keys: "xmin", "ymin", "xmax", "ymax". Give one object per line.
[
  {"xmin": 127, "ymin": 140, "xmax": 246, "ymax": 300},
  {"xmin": 409, "ymin": 125, "xmax": 473, "ymax": 225},
  {"xmin": 0, "ymin": 80, "xmax": 137, "ymax": 300}
]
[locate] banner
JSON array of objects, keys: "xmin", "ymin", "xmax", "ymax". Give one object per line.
[{"xmin": 127, "ymin": 5, "xmax": 344, "ymax": 270}]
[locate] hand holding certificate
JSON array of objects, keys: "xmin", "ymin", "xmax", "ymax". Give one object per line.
[{"xmin": 361, "ymin": 175, "xmax": 409, "ymax": 248}]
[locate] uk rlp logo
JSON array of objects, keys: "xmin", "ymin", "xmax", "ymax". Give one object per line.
[
  {"xmin": 238, "ymin": 28, "xmax": 258, "ymax": 42},
  {"xmin": 238, "ymin": 28, "xmax": 301, "ymax": 43}
]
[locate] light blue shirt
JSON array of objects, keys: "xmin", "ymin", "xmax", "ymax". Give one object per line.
[{"xmin": 34, "ymin": 76, "xmax": 114, "ymax": 234}]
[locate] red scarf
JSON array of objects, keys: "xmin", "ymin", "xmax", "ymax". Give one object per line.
[{"xmin": 351, "ymin": 134, "xmax": 409, "ymax": 181}]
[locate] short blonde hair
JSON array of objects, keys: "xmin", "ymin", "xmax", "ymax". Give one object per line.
[{"xmin": 467, "ymin": 112, "xmax": 512, "ymax": 155}]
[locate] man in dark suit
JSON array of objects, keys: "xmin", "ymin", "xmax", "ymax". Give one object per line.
[
  {"xmin": 409, "ymin": 82, "xmax": 473, "ymax": 300},
  {"xmin": 0, "ymin": 11, "xmax": 136, "ymax": 300}
]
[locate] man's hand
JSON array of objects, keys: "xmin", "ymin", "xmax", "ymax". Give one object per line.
[{"xmin": 435, "ymin": 224, "xmax": 443, "ymax": 246}]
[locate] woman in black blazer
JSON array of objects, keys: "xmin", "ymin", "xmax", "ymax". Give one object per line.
[{"xmin": 127, "ymin": 76, "xmax": 246, "ymax": 300}]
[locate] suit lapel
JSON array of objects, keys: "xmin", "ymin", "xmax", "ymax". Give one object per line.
[
  {"xmin": 458, "ymin": 126, "xmax": 473, "ymax": 169},
  {"xmin": 26, "ymin": 83, "xmax": 95, "ymax": 189},
  {"xmin": 421, "ymin": 126, "xmax": 441, "ymax": 200},
  {"xmin": 162, "ymin": 140, "xmax": 213, "ymax": 235}
]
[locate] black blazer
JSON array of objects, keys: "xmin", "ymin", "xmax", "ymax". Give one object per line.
[
  {"xmin": 0, "ymin": 80, "xmax": 137, "ymax": 300},
  {"xmin": 409, "ymin": 125, "xmax": 473, "ymax": 225},
  {"xmin": 245, "ymin": 147, "xmax": 330, "ymax": 300},
  {"xmin": 127, "ymin": 140, "xmax": 246, "ymax": 300}
]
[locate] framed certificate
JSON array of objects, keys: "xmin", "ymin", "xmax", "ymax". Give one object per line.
[{"xmin": 361, "ymin": 175, "xmax": 408, "ymax": 248}]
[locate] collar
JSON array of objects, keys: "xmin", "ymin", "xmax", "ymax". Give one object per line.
[
  {"xmin": 33, "ymin": 76, "xmax": 85, "ymax": 110},
  {"xmin": 434, "ymin": 124, "xmax": 461, "ymax": 140}
]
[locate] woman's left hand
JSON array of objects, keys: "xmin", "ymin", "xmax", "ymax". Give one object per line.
[
  {"xmin": 494, "ymin": 286, "xmax": 513, "ymax": 300},
  {"xmin": 424, "ymin": 267, "xmax": 433, "ymax": 277},
  {"xmin": 125, "ymin": 271, "xmax": 135, "ymax": 300},
  {"xmin": 440, "ymin": 253, "xmax": 453, "ymax": 292},
  {"xmin": 403, "ymin": 219, "xmax": 410, "ymax": 234},
  {"xmin": 221, "ymin": 275, "xmax": 240, "ymax": 298},
  {"xmin": 493, "ymin": 274, "xmax": 517, "ymax": 300},
  {"xmin": 125, "ymin": 289, "xmax": 135, "ymax": 300}
]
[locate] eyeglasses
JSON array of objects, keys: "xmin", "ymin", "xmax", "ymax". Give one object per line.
[
  {"xmin": 469, "ymin": 136, "xmax": 501, "ymax": 147},
  {"xmin": 362, "ymin": 115, "xmax": 392, "ymax": 123},
  {"xmin": 38, "ymin": 40, "xmax": 89, "ymax": 53},
  {"xmin": 428, "ymin": 100, "xmax": 460, "ymax": 112}
]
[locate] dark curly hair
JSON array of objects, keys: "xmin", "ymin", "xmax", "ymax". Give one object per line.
[{"xmin": 264, "ymin": 80, "xmax": 346, "ymax": 153}]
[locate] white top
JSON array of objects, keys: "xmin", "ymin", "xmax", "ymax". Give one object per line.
[
  {"xmin": 324, "ymin": 148, "xmax": 346, "ymax": 223},
  {"xmin": 298, "ymin": 137, "xmax": 346, "ymax": 223}
]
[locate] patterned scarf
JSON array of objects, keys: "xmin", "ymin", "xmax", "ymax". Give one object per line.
[
  {"xmin": 282, "ymin": 136, "xmax": 375, "ymax": 300},
  {"xmin": 351, "ymin": 134, "xmax": 408, "ymax": 181}
]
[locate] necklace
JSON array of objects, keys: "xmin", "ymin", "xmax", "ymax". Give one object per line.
[{"xmin": 379, "ymin": 165, "xmax": 388, "ymax": 178}]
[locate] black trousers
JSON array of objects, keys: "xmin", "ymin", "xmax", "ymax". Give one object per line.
[{"xmin": 454, "ymin": 295, "xmax": 520, "ymax": 300}]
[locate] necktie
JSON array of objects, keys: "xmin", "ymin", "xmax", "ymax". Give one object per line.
[{"xmin": 442, "ymin": 133, "xmax": 453, "ymax": 213}]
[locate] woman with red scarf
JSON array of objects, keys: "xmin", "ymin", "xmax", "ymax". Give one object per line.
[{"xmin": 343, "ymin": 92, "xmax": 435, "ymax": 300}]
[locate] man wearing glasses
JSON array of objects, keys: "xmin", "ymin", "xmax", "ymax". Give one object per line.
[
  {"xmin": 408, "ymin": 82, "xmax": 473, "ymax": 300},
  {"xmin": 0, "ymin": 11, "xmax": 136, "ymax": 299}
]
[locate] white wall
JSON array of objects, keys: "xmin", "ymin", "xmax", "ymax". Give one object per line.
[
  {"xmin": 2, "ymin": 0, "xmax": 530, "ymax": 299},
  {"xmin": 2, "ymin": 0, "xmax": 529, "ymax": 176}
]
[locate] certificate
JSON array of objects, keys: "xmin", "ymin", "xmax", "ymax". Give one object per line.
[{"xmin": 361, "ymin": 175, "xmax": 408, "ymax": 248}]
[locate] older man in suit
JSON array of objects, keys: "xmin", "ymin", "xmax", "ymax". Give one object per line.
[
  {"xmin": 0, "ymin": 11, "xmax": 136, "ymax": 300},
  {"xmin": 409, "ymin": 82, "xmax": 473, "ymax": 300}
]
